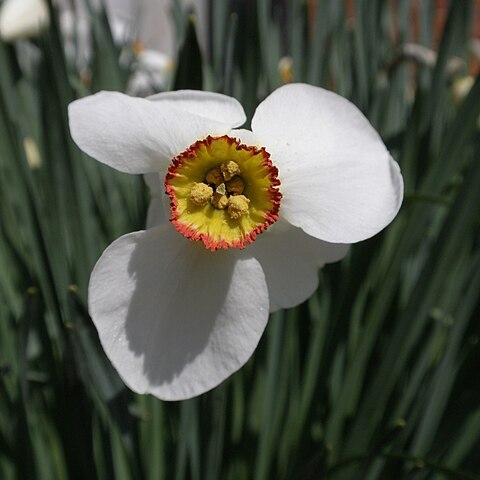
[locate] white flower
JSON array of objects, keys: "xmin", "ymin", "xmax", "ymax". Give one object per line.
[
  {"xmin": 126, "ymin": 48, "xmax": 175, "ymax": 96},
  {"xmin": 0, "ymin": 0, "xmax": 49, "ymax": 41},
  {"xmin": 58, "ymin": 0, "xmax": 136, "ymax": 70},
  {"xmin": 68, "ymin": 84, "xmax": 403, "ymax": 400}
]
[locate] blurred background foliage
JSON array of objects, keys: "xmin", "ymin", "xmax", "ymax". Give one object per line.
[{"xmin": 1, "ymin": 0, "xmax": 480, "ymax": 479}]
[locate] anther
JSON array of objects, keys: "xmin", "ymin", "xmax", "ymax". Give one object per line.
[
  {"xmin": 221, "ymin": 161, "xmax": 241, "ymax": 181},
  {"xmin": 227, "ymin": 195, "xmax": 250, "ymax": 219},
  {"xmin": 206, "ymin": 167, "xmax": 223, "ymax": 186},
  {"xmin": 189, "ymin": 182, "xmax": 213, "ymax": 206},
  {"xmin": 226, "ymin": 176, "xmax": 245, "ymax": 195},
  {"xmin": 211, "ymin": 192, "xmax": 229, "ymax": 209}
]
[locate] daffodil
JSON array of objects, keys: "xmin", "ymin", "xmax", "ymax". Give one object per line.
[
  {"xmin": 68, "ymin": 84, "xmax": 403, "ymax": 400},
  {"xmin": 127, "ymin": 48, "xmax": 175, "ymax": 96},
  {"xmin": 0, "ymin": 0, "xmax": 49, "ymax": 42}
]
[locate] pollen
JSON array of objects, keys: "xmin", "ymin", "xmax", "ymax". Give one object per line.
[
  {"xmin": 220, "ymin": 161, "xmax": 241, "ymax": 181},
  {"xmin": 165, "ymin": 135, "xmax": 282, "ymax": 250},
  {"xmin": 227, "ymin": 195, "xmax": 250, "ymax": 219},
  {"xmin": 189, "ymin": 182, "xmax": 213, "ymax": 206}
]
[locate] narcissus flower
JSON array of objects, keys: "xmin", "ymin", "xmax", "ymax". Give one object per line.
[
  {"xmin": 0, "ymin": 0, "xmax": 49, "ymax": 42},
  {"xmin": 127, "ymin": 48, "xmax": 175, "ymax": 96},
  {"xmin": 68, "ymin": 84, "xmax": 403, "ymax": 400}
]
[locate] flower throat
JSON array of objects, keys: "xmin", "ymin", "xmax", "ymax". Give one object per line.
[{"xmin": 165, "ymin": 135, "xmax": 282, "ymax": 251}]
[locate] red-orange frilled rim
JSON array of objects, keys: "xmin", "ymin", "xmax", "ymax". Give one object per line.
[{"xmin": 165, "ymin": 135, "xmax": 282, "ymax": 251}]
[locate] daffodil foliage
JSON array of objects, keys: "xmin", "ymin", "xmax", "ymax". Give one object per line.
[{"xmin": 0, "ymin": 1, "xmax": 480, "ymax": 480}]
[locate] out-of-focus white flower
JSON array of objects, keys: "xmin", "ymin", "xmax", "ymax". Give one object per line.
[
  {"xmin": 58, "ymin": 4, "xmax": 91, "ymax": 70},
  {"xmin": 59, "ymin": 0, "xmax": 136, "ymax": 70},
  {"xmin": 401, "ymin": 43, "xmax": 436, "ymax": 68},
  {"xmin": 103, "ymin": 0, "xmax": 136, "ymax": 44},
  {"xmin": 68, "ymin": 84, "xmax": 403, "ymax": 401},
  {"xmin": 136, "ymin": 0, "xmax": 207, "ymax": 58},
  {"xmin": 57, "ymin": 0, "xmax": 194, "ymax": 86},
  {"xmin": 127, "ymin": 47, "xmax": 175, "ymax": 95},
  {"xmin": 0, "ymin": 0, "xmax": 50, "ymax": 41}
]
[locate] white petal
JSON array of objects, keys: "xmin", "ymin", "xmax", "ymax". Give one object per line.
[
  {"xmin": 69, "ymin": 91, "xmax": 236, "ymax": 174},
  {"xmin": 143, "ymin": 173, "xmax": 169, "ymax": 228},
  {"xmin": 252, "ymin": 84, "xmax": 404, "ymax": 243},
  {"xmin": 230, "ymin": 128, "xmax": 260, "ymax": 146},
  {"xmin": 145, "ymin": 197, "xmax": 169, "ymax": 229},
  {"xmin": 250, "ymin": 225, "xmax": 349, "ymax": 311},
  {"xmin": 143, "ymin": 172, "xmax": 162, "ymax": 196},
  {"xmin": 148, "ymin": 90, "xmax": 246, "ymax": 128},
  {"xmin": 89, "ymin": 225, "xmax": 269, "ymax": 401}
]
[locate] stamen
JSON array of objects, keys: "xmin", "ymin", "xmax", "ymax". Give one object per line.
[
  {"xmin": 211, "ymin": 192, "xmax": 228, "ymax": 209},
  {"xmin": 206, "ymin": 167, "xmax": 223, "ymax": 186},
  {"xmin": 221, "ymin": 161, "xmax": 241, "ymax": 181},
  {"xmin": 226, "ymin": 176, "xmax": 245, "ymax": 195},
  {"xmin": 227, "ymin": 195, "xmax": 250, "ymax": 219},
  {"xmin": 190, "ymin": 182, "xmax": 213, "ymax": 206}
]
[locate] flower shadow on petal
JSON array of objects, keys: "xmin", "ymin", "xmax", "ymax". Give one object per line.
[{"xmin": 123, "ymin": 227, "xmax": 238, "ymax": 395}]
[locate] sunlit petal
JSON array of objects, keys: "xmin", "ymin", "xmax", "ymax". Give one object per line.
[
  {"xmin": 250, "ymin": 225, "xmax": 349, "ymax": 311},
  {"xmin": 69, "ymin": 91, "xmax": 239, "ymax": 174},
  {"xmin": 89, "ymin": 225, "xmax": 269, "ymax": 400},
  {"xmin": 252, "ymin": 83, "xmax": 403, "ymax": 243}
]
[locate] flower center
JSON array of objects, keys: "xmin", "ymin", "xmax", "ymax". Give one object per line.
[{"xmin": 165, "ymin": 135, "xmax": 281, "ymax": 251}]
